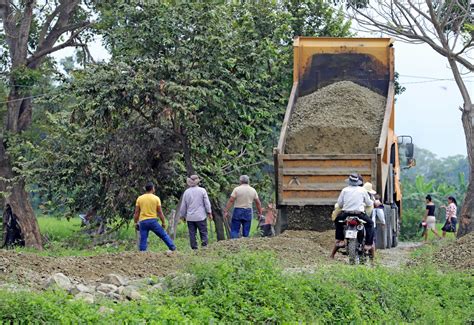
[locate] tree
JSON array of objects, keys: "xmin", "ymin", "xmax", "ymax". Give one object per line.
[
  {"xmin": 347, "ymin": 0, "xmax": 473, "ymax": 237},
  {"xmin": 14, "ymin": 1, "xmax": 351, "ymax": 239},
  {"xmin": 0, "ymin": 0, "xmax": 93, "ymax": 248}
]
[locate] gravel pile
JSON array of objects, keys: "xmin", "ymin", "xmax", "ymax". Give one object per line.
[
  {"xmin": 285, "ymin": 81, "xmax": 386, "ymax": 154},
  {"xmin": 435, "ymin": 231, "xmax": 474, "ymax": 271}
]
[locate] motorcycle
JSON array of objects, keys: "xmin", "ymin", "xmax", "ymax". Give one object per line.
[{"xmin": 339, "ymin": 215, "xmax": 372, "ymax": 265}]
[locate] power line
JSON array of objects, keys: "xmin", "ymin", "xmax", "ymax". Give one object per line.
[
  {"xmin": 399, "ymin": 74, "xmax": 474, "ymax": 80},
  {"xmin": 402, "ymin": 79, "xmax": 474, "ymax": 84},
  {"xmin": 0, "ymin": 93, "xmax": 50, "ymax": 105}
]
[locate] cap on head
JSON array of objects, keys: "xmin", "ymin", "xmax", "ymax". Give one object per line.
[
  {"xmin": 239, "ymin": 175, "xmax": 250, "ymax": 184},
  {"xmin": 186, "ymin": 174, "xmax": 200, "ymax": 187},
  {"xmin": 145, "ymin": 182, "xmax": 155, "ymax": 192},
  {"xmin": 346, "ymin": 173, "xmax": 362, "ymax": 186}
]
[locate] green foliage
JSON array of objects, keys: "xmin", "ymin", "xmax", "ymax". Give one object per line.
[
  {"xmin": 400, "ymin": 147, "xmax": 468, "ymax": 240},
  {"xmin": 0, "ymin": 251, "xmax": 472, "ymax": 323},
  {"xmin": 12, "ymin": 1, "xmax": 351, "ymax": 222}
]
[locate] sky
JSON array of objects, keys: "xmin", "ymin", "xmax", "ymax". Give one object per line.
[
  {"xmin": 394, "ymin": 41, "xmax": 473, "ymax": 158},
  {"xmin": 54, "ymin": 35, "xmax": 473, "ymax": 158}
]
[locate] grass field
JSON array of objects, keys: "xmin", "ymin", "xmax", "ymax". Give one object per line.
[{"xmin": 19, "ymin": 215, "xmax": 261, "ymax": 256}]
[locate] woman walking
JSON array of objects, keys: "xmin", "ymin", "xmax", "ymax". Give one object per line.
[
  {"xmin": 441, "ymin": 196, "xmax": 458, "ymax": 238},
  {"xmin": 423, "ymin": 195, "xmax": 441, "ymax": 242}
]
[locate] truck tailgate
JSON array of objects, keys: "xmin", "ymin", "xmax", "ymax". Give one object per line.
[{"xmin": 275, "ymin": 153, "xmax": 377, "ymax": 207}]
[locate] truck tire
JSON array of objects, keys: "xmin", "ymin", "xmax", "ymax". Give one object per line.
[
  {"xmin": 386, "ymin": 208, "xmax": 393, "ymax": 248},
  {"xmin": 275, "ymin": 207, "xmax": 288, "ymax": 235},
  {"xmin": 347, "ymin": 239, "xmax": 357, "ymax": 265},
  {"xmin": 391, "ymin": 206, "xmax": 399, "ymax": 247},
  {"xmin": 376, "ymin": 223, "xmax": 386, "ymax": 249},
  {"xmin": 378, "ymin": 205, "xmax": 391, "ymax": 249}
]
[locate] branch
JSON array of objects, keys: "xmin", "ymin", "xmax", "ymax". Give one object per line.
[
  {"xmin": 0, "ymin": 0, "xmax": 16, "ymax": 57},
  {"xmin": 15, "ymin": 0, "xmax": 35, "ymax": 62},
  {"xmin": 27, "ymin": 26, "xmax": 89, "ymax": 68},
  {"xmin": 37, "ymin": 5, "xmax": 62, "ymax": 46},
  {"xmin": 34, "ymin": 0, "xmax": 83, "ymax": 57}
]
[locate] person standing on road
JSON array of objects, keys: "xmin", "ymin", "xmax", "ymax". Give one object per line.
[
  {"xmin": 224, "ymin": 175, "xmax": 263, "ymax": 239},
  {"xmin": 423, "ymin": 194, "xmax": 441, "ymax": 242},
  {"xmin": 440, "ymin": 196, "xmax": 458, "ymax": 238},
  {"xmin": 179, "ymin": 175, "xmax": 212, "ymax": 250},
  {"xmin": 134, "ymin": 182, "xmax": 176, "ymax": 252},
  {"xmin": 330, "ymin": 173, "xmax": 374, "ymax": 259},
  {"xmin": 364, "ymin": 184, "xmax": 386, "ymax": 251}
]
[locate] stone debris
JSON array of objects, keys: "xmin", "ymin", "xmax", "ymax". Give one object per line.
[
  {"xmin": 435, "ymin": 231, "xmax": 474, "ymax": 270},
  {"xmin": 286, "ymin": 81, "xmax": 386, "ymax": 154},
  {"xmin": 45, "ymin": 273, "xmax": 73, "ymax": 291},
  {"xmin": 74, "ymin": 292, "xmax": 95, "ymax": 304},
  {"xmin": 98, "ymin": 306, "xmax": 114, "ymax": 314},
  {"xmin": 69, "ymin": 284, "xmax": 94, "ymax": 295},
  {"xmin": 100, "ymin": 274, "xmax": 128, "ymax": 287},
  {"xmin": 96, "ymin": 283, "xmax": 118, "ymax": 294}
]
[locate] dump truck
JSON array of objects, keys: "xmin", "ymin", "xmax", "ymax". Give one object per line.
[{"xmin": 274, "ymin": 37, "xmax": 415, "ymax": 249}]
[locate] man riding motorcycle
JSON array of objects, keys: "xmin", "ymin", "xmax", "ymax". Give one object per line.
[{"xmin": 330, "ymin": 173, "xmax": 374, "ymax": 259}]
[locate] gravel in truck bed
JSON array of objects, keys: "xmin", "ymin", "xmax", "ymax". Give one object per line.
[{"xmin": 285, "ymin": 81, "xmax": 387, "ymax": 154}]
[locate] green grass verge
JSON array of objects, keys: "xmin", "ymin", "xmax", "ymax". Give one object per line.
[
  {"xmin": 0, "ymin": 251, "xmax": 472, "ymax": 323},
  {"xmin": 16, "ymin": 216, "xmax": 261, "ymax": 256}
]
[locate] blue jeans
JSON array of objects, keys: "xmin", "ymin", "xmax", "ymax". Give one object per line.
[
  {"xmin": 230, "ymin": 208, "xmax": 252, "ymax": 239},
  {"xmin": 139, "ymin": 219, "xmax": 176, "ymax": 251}
]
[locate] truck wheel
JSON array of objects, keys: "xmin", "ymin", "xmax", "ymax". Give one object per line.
[
  {"xmin": 275, "ymin": 207, "xmax": 288, "ymax": 235},
  {"xmin": 347, "ymin": 239, "xmax": 358, "ymax": 265},
  {"xmin": 386, "ymin": 209, "xmax": 393, "ymax": 248},
  {"xmin": 378, "ymin": 205, "xmax": 391, "ymax": 249},
  {"xmin": 391, "ymin": 206, "xmax": 399, "ymax": 247}
]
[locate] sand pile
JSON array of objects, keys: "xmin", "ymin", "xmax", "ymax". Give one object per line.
[{"xmin": 285, "ymin": 81, "xmax": 386, "ymax": 154}]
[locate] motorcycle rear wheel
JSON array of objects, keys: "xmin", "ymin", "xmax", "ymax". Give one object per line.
[{"xmin": 347, "ymin": 239, "xmax": 358, "ymax": 265}]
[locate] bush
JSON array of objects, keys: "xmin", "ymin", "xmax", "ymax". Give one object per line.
[
  {"xmin": 400, "ymin": 208, "xmax": 425, "ymax": 241},
  {"xmin": 0, "ymin": 252, "xmax": 472, "ymax": 323}
]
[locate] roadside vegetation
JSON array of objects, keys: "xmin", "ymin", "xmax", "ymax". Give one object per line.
[{"xmin": 1, "ymin": 250, "xmax": 472, "ymax": 323}]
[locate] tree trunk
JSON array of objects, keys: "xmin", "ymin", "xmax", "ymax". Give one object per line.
[
  {"xmin": 210, "ymin": 197, "xmax": 228, "ymax": 241},
  {"xmin": 457, "ymin": 107, "xmax": 474, "ymax": 238},
  {"xmin": 0, "ymin": 140, "xmax": 42, "ymax": 249}
]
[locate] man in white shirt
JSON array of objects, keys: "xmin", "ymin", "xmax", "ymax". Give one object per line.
[
  {"xmin": 224, "ymin": 175, "xmax": 263, "ymax": 239},
  {"xmin": 330, "ymin": 173, "xmax": 374, "ymax": 258},
  {"xmin": 179, "ymin": 175, "xmax": 212, "ymax": 250}
]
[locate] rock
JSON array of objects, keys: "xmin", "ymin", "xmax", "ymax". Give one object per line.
[
  {"xmin": 96, "ymin": 283, "xmax": 118, "ymax": 294},
  {"xmin": 69, "ymin": 284, "xmax": 93, "ymax": 295},
  {"xmin": 128, "ymin": 290, "xmax": 143, "ymax": 301},
  {"xmin": 117, "ymin": 286, "xmax": 125, "ymax": 295},
  {"xmin": 100, "ymin": 274, "xmax": 128, "ymax": 286},
  {"xmin": 46, "ymin": 273, "xmax": 73, "ymax": 291},
  {"xmin": 98, "ymin": 306, "xmax": 114, "ymax": 314},
  {"xmin": 74, "ymin": 292, "xmax": 94, "ymax": 304},
  {"xmin": 107, "ymin": 292, "xmax": 122, "ymax": 301},
  {"xmin": 150, "ymin": 283, "xmax": 167, "ymax": 292},
  {"xmin": 122, "ymin": 286, "xmax": 142, "ymax": 300}
]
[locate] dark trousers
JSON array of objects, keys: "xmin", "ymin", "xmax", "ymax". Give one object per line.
[
  {"xmin": 260, "ymin": 224, "xmax": 273, "ymax": 237},
  {"xmin": 335, "ymin": 212, "xmax": 374, "ymax": 245},
  {"xmin": 187, "ymin": 220, "xmax": 208, "ymax": 249},
  {"xmin": 231, "ymin": 208, "xmax": 252, "ymax": 239},
  {"xmin": 139, "ymin": 218, "xmax": 176, "ymax": 251}
]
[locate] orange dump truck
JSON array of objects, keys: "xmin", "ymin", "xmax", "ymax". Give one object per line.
[{"xmin": 274, "ymin": 37, "xmax": 415, "ymax": 249}]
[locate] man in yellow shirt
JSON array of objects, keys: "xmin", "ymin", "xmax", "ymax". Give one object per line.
[{"xmin": 134, "ymin": 182, "xmax": 176, "ymax": 252}]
